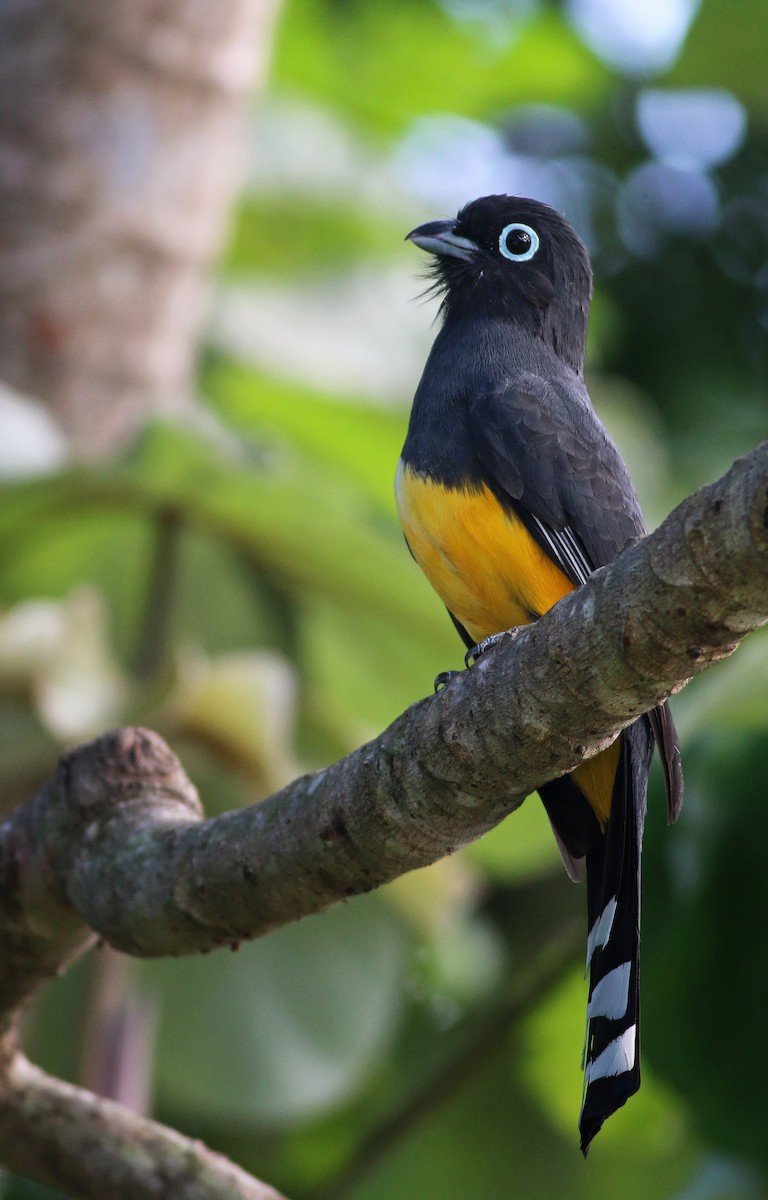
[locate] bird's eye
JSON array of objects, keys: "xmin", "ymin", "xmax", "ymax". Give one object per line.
[{"xmin": 499, "ymin": 223, "xmax": 539, "ymax": 262}]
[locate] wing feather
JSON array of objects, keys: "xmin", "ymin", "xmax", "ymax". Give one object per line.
[{"xmin": 468, "ymin": 373, "xmax": 644, "ymax": 581}]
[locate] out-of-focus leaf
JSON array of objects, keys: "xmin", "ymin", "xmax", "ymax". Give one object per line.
[
  {"xmin": 644, "ymin": 731, "xmax": 768, "ymax": 1171},
  {"xmin": 202, "ymin": 356, "xmax": 407, "ymax": 516},
  {"xmin": 520, "ymin": 966, "xmax": 696, "ymax": 1195},
  {"xmin": 671, "ymin": 0, "xmax": 768, "ymax": 105},
  {"xmin": 518, "ymin": 966, "xmax": 586, "ymax": 1136},
  {"xmin": 464, "ymin": 796, "xmax": 560, "ymax": 883},
  {"xmin": 224, "ymin": 197, "xmax": 402, "ymax": 276},
  {"xmin": 339, "ymin": 1034, "xmax": 592, "ymax": 1200},
  {"xmin": 298, "ymin": 594, "xmax": 457, "ymax": 750},
  {"xmin": 0, "ymin": 1174, "xmax": 69, "ymax": 1200},
  {"xmin": 383, "ymin": 856, "xmax": 479, "ymax": 936},
  {"xmin": 170, "ymin": 526, "xmax": 295, "ymax": 658},
  {"xmin": 144, "ymin": 895, "xmax": 407, "ymax": 1125},
  {"xmin": 409, "ymin": 911, "xmax": 505, "ymax": 1007},
  {"xmin": 274, "ymin": 0, "xmax": 611, "ymax": 136},
  {"xmin": 24, "ymin": 956, "xmax": 91, "ymax": 1087},
  {"xmin": 668, "ymin": 1157, "xmax": 766, "ymax": 1200},
  {"xmin": 0, "ymin": 422, "xmax": 442, "ymax": 649},
  {"xmin": 0, "ymin": 701, "xmax": 55, "ymax": 810},
  {"xmin": 126, "ymin": 422, "xmax": 440, "ymax": 640},
  {"xmin": 0, "ymin": 506, "xmax": 150, "ymax": 665}
]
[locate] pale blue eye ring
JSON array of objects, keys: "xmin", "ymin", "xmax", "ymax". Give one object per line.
[{"xmin": 499, "ymin": 222, "xmax": 539, "ymax": 262}]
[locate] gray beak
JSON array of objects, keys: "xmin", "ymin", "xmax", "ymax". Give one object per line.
[{"xmin": 405, "ymin": 219, "xmax": 479, "ymax": 262}]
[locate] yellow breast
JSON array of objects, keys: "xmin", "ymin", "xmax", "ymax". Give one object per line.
[
  {"xmin": 394, "ymin": 458, "xmax": 618, "ymax": 825},
  {"xmin": 395, "ymin": 459, "xmax": 573, "ymax": 643}
]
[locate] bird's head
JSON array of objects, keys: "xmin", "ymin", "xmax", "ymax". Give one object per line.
[{"xmin": 407, "ymin": 195, "xmax": 592, "ymax": 371}]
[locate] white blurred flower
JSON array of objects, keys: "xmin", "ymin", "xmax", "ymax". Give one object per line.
[
  {"xmin": 0, "ymin": 588, "xmax": 127, "ymax": 740},
  {"xmin": 0, "ymin": 384, "xmax": 69, "ymax": 479}
]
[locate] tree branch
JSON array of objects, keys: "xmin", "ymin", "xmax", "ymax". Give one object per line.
[
  {"xmin": 0, "ymin": 1045, "xmax": 286, "ymax": 1200},
  {"xmin": 0, "ymin": 442, "xmax": 767, "ymax": 1197},
  {"xmin": 2, "ymin": 445, "xmax": 767, "ymax": 991}
]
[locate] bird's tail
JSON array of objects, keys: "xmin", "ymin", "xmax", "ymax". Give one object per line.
[{"xmin": 579, "ymin": 717, "xmax": 654, "ymax": 1154}]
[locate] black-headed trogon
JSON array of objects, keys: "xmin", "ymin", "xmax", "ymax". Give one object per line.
[{"xmin": 395, "ymin": 195, "xmax": 683, "ymax": 1153}]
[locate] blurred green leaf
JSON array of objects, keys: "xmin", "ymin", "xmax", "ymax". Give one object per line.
[
  {"xmin": 274, "ymin": 0, "xmax": 611, "ymax": 136},
  {"xmin": 520, "ymin": 966, "xmax": 696, "ymax": 1195},
  {"xmin": 202, "ymin": 356, "xmax": 407, "ymax": 516},
  {"xmin": 0, "ymin": 1175, "xmax": 69, "ymax": 1200},
  {"xmin": 0, "ymin": 421, "xmax": 442, "ymax": 651},
  {"xmin": 464, "ymin": 797, "xmax": 560, "ymax": 883},
  {"xmin": 672, "ymin": 0, "xmax": 768, "ymax": 104},
  {"xmin": 336, "ymin": 1019, "xmax": 694, "ymax": 1200},
  {"xmin": 144, "ymin": 895, "xmax": 407, "ymax": 1125},
  {"xmin": 645, "ymin": 731, "xmax": 768, "ymax": 1172},
  {"xmin": 409, "ymin": 911, "xmax": 504, "ymax": 1005},
  {"xmin": 338, "ymin": 1039, "xmax": 587, "ymax": 1200},
  {"xmin": 24, "ymin": 956, "xmax": 91, "ymax": 1087},
  {"xmin": 299, "ymin": 594, "xmax": 458, "ymax": 749},
  {"xmin": 383, "ymin": 855, "xmax": 479, "ymax": 937},
  {"xmin": 224, "ymin": 197, "xmax": 402, "ymax": 276},
  {"xmin": 0, "ymin": 505, "xmax": 148, "ymax": 662}
]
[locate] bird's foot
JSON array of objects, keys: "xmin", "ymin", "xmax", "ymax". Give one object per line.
[
  {"xmin": 436, "ymin": 629, "xmax": 520, "ymax": 690},
  {"xmin": 433, "ymin": 670, "xmax": 462, "ymax": 692},
  {"xmin": 464, "ymin": 630, "xmax": 514, "ymax": 668}
]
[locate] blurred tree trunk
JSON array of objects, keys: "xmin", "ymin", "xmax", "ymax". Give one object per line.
[
  {"xmin": 0, "ymin": 0, "xmax": 284, "ymax": 1132},
  {"xmin": 0, "ymin": 0, "xmax": 280, "ymax": 456}
]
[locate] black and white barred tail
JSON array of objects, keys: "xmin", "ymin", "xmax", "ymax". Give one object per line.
[{"xmin": 578, "ymin": 718, "xmax": 654, "ymax": 1154}]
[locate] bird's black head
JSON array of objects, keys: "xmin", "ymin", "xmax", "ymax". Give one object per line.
[{"xmin": 407, "ymin": 195, "xmax": 593, "ymax": 373}]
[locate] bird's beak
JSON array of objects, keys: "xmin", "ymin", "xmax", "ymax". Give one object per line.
[{"xmin": 405, "ymin": 219, "xmax": 478, "ymax": 262}]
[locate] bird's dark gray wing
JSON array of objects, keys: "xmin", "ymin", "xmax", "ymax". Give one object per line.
[
  {"xmin": 468, "ymin": 372, "xmax": 645, "ymax": 583},
  {"xmin": 468, "ymin": 371, "xmax": 683, "ymax": 822}
]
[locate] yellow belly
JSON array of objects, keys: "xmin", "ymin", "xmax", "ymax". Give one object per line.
[{"xmin": 395, "ymin": 460, "xmax": 618, "ymax": 825}]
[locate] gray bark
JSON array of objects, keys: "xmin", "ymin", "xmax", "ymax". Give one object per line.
[
  {"xmin": 0, "ymin": 440, "xmax": 767, "ymax": 1199},
  {"xmin": 2, "ymin": 441, "xmax": 766, "ymax": 982},
  {"xmin": 0, "ymin": 1049, "xmax": 286, "ymax": 1200}
]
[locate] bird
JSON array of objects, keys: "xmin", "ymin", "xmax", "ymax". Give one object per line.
[{"xmin": 395, "ymin": 194, "xmax": 683, "ymax": 1153}]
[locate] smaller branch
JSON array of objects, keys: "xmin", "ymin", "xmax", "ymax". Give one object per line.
[
  {"xmin": 0, "ymin": 1046, "xmax": 286, "ymax": 1200},
  {"xmin": 78, "ymin": 947, "xmax": 156, "ymax": 1111},
  {"xmin": 131, "ymin": 505, "xmax": 183, "ymax": 681}
]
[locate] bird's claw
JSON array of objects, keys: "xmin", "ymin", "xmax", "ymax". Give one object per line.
[
  {"xmin": 437, "ymin": 630, "xmax": 516, "ymax": 689},
  {"xmin": 434, "ymin": 670, "xmax": 461, "ymax": 692},
  {"xmin": 464, "ymin": 630, "xmax": 511, "ymax": 668}
]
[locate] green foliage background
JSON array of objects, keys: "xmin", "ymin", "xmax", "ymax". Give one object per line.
[{"xmin": 2, "ymin": 1, "xmax": 768, "ymax": 1197}]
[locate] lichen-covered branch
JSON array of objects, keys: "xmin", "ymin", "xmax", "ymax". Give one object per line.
[
  {"xmin": 2, "ymin": 444, "xmax": 767, "ymax": 995},
  {"xmin": 0, "ymin": 442, "xmax": 767, "ymax": 1199}
]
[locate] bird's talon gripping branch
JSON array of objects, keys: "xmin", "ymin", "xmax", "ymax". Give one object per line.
[
  {"xmin": 464, "ymin": 630, "xmax": 510, "ymax": 668},
  {"xmin": 433, "ymin": 670, "xmax": 461, "ymax": 691}
]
